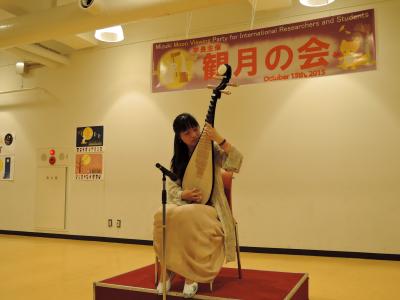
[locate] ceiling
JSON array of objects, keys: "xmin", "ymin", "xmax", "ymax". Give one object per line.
[{"xmin": 0, "ymin": 0, "xmax": 383, "ymax": 68}]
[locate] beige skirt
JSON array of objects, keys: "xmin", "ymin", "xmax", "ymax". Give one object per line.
[{"xmin": 153, "ymin": 203, "xmax": 225, "ymax": 283}]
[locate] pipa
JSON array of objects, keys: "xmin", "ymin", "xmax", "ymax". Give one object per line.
[{"xmin": 182, "ymin": 64, "xmax": 234, "ymax": 204}]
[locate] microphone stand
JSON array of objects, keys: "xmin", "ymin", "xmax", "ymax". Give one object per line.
[
  {"xmin": 161, "ymin": 172, "xmax": 167, "ymax": 300},
  {"xmin": 155, "ymin": 163, "xmax": 176, "ymax": 300}
]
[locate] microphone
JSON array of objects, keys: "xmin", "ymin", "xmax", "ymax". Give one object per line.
[{"xmin": 155, "ymin": 163, "xmax": 178, "ymax": 181}]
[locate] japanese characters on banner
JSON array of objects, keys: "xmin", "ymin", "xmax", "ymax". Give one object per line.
[
  {"xmin": 152, "ymin": 9, "xmax": 376, "ymax": 92},
  {"xmin": 0, "ymin": 133, "xmax": 15, "ymax": 180},
  {"xmin": 75, "ymin": 126, "xmax": 104, "ymax": 180}
]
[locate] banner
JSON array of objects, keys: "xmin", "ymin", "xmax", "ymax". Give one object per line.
[{"xmin": 152, "ymin": 9, "xmax": 375, "ymax": 93}]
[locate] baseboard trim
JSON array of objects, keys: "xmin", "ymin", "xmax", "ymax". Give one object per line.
[
  {"xmin": 0, "ymin": 230, "xmax": 152, "ymax": 246},
  {"xmin": 239, "ymin": 246, "xmax": 400, "ymax": 261},
  {"xmin": 1, "ymin": 229, "xmax": 399, "ymax": 261}
]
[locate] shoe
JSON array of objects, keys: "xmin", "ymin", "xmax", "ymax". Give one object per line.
[
  {"xmin": 156, "ymin": 272, "xmax": 174, "ymax": 295},
  {"xmin": 183, "ymin": 281, "xmax": 198, "ymax": 298}
]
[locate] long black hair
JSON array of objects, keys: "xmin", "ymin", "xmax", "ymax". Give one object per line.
[{"xmin": 171, "ymin": 113, "xmax": 199, "ymax": 182}]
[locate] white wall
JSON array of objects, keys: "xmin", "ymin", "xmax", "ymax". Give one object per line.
[{"xmin": 0, "ymin": 0, "xmax": 399, "ymax": 254}]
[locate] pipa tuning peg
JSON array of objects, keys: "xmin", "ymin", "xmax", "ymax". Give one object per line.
[
  {"xmin": 207, "ymin": 84, "xmax": 217, "ymax": 89},
  {"xmin": 227, "ymin": 82, "xmax": 238, "ymax": 87},
  {"xmin": 221, "ymin": 90, "xmax": 231, "ymax": 95}
]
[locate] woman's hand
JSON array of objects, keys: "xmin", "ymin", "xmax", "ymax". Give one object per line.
[
  {"xmin": 181, "ymin": 188, "xmax": 203, "ymax": 203},
  {"xmin": 204, "ymin": 122, "xmax": 231, "ymax": 153},
  {"xmin": 204, "ymin": 122, "xmax": 224, "ymax": 144}
]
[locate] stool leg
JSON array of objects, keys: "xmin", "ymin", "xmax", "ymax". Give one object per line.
[
  {"xmin": 235, "ymin": 222, "xmax": 242, "ymax": 279},
  {"xmin": 155, "ymin": 256, "xmax": 159, "ymax": 287},
  {"xmin": 209, "ymin": 280, "xmax": 213, "ymax": 292}
]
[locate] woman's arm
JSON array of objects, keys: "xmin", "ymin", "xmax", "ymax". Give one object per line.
[
  {"xmin": 204, "ymin": 123, "xmax": 231, "ymax": 153},
  {"xmin": 167, "ymin": 178, "xmax": 203, "ymax": 204},
  {"xmin": 166, "ymin": 178, "xmax": 186, "ymax": 205},
  {"xmin": 204, "ymin": 123, "xmax": 243, "ymax": 173}
]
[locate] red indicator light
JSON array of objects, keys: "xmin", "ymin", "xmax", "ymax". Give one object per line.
[
  {"xmin": 49, "ymin": 156, "xmax": 56, "ymax": 165},
  {"xmin": 49, "ymin": 149, "xmax": 56, "ymax": 155}
]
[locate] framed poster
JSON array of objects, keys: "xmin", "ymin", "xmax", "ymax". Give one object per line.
[
  {"xmin": 75, "ymin": 153, "xmax": 103, "ymax": 180},
  {"xmin": 0, "ymin": 156, "xmax": 14, "ymax": 180}
]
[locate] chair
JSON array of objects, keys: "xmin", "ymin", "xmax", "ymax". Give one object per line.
[
  {"xmin": 221, "ymin": 169, "xmax": 242, "ymax": 280},
  {"xmin": 154, "ymin": 169, "xmax": 242, "ymax": 290}
]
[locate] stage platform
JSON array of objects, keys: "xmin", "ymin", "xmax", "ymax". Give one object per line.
[{"xmin": 94, "ymin": 264, "xmax": 308, "ymax": 300}]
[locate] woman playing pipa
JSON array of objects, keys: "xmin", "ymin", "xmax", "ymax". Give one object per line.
[{"xmin": 153, "ymin": 64, "xmax": 243, "ymax": 298}]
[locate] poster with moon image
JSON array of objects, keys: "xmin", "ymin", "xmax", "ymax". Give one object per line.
[
  {"xmin": 75, "ymin": 126, "xmax": 104, "ymax": 180},
  {"xmin": 0, "ymin": 132, "xmax": 15, "ymax": 155},
  {"xmin": 75, "ymin": 153, "xmax": 103, "ymax": 180},
  {"xmin": 76, "ymin": 126, "xmax": 104, "ymax": 151},
  {"xmin": 0, "ymin": 156, "xmax": 14, "ymax": 180}
]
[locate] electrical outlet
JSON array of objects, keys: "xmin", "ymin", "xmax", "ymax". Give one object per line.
[
  {"xmin": 116, "ymin": 219, "xmax": 121, "ymax": 228},
  {"xmin": 108, "ymin": 219, "xmax": 113, "ymax": 227}
]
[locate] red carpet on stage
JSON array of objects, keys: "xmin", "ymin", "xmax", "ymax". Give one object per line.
[{"xmin": 94, "ymin": 264, "xmax": 308, "ymax": 300}]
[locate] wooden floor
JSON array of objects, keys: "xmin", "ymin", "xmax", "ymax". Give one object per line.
[{"xmin": 1, "ymin": 234, "xmax": 399, "ymax": 300}]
